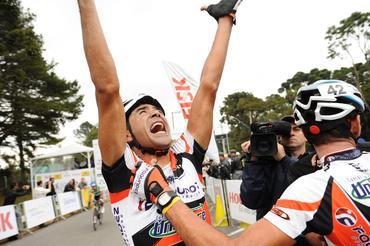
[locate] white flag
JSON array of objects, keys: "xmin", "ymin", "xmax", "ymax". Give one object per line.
[{"xmin": 163, "ymin": 61, "xmax": 220, "ymax": 163}]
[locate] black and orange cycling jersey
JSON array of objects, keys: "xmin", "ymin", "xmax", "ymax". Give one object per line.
[
  {"xmin": 102, "ymin": 131, "xmax": 211, "ymax": 246},
  {"xmin": 265, "ymin": 148, "xmax": 370, "ymax": 245}
]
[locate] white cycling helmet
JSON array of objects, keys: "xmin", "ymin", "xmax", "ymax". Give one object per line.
[
  {"xmin": 123, "ymin": 94, "xmax": 165, "ymax": 119},
  {"xmin": 293, "ymin": 80, "xmax": 365, "ymax": 135}
]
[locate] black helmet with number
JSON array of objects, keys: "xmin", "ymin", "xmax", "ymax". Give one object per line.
[{"xmin": 293, "ymin": 80, "xmax": 365, "ymax": 136}]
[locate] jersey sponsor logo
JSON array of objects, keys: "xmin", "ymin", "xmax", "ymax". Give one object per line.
[
  {"xmin": 176, "ymin": 181, "xmax": 202, "ymax": 199},
  {"xmin": 132, "ymin": 164, "xmax": 151, "ymax": 195},
  {"xmin": 351, "ymin": 178, "xmax": 370, "ymax": 199},
  {"xmin": 352, "ymin": 226, "xmax": 370, "ymax": 244},
  {"xmin": 149, "ymin": 216, "xmax": 176, "ymax": 238},
  {"xmin": 148, "ymin": 205, "xmax": 207, "ymax": 239},
  {"xmin": 112, "ymin": 206, "xmax": 131, "ymax": 245},
  {"xmin": 270, "ymin": 206, "xmax": 290, "ymax": 220},
  {"xmin": 348, "ymin": 162, "xmax": 369, "ymax": 173},
  {"xmin": 335, "ymin": 208, "xmax": 357, "ymax": 226}
]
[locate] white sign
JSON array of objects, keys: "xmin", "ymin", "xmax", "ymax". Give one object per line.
[
  {"xmin": 34, "ymin": 168, "xmax": 94, "ymax": 194},
  {"xmin": 225, "ymin": 180, "xmax": 256, "ymax": 224},
  {"xmin": 0, "ymin": 205, "xmax": 19, "ymax": 240},
  {"xmin": 92, "ymin": 139, "xmax": 108, "ymax": 190},
  {"xmin": 57, "ymin": 191, "xmax": 82, "ymax": 215},
  {"xmin": 23, "ymin": 196, "xmax": 55, "ymax": 228}
]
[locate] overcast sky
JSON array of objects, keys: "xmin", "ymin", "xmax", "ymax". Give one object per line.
[{"xmin": 19, "ymin": 0, "xmax": 370, "ymax": 152}]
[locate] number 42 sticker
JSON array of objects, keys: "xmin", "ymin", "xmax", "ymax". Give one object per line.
[{"xmin": 327, "ymin": 84, "xmax": 346, "ymax": 95}]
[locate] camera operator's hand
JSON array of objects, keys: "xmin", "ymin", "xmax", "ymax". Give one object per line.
[
  {"xmin": 241, "ymin": 141, "xmax": 257, "ymax": 161},
  {"xmin": 241, "ymin": 141, "xmax": 250, "ymax": 153},
  {"xmin": 273, "ymin": 143, "xmax": 286, "ymax": 161}
]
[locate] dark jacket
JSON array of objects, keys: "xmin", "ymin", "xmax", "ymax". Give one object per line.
[
  {"xmin": 240, "ymin": 155, "xmax": 297, "ymax": 220},
  {"xmin": 63, "ymin": 183, "xmax": 76, "ymax": 192},
  {"xmin": 3, "ymin": 188, "xmax": 28, "ymax": 206}
]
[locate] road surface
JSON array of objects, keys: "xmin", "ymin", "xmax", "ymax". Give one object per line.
[{"xmin": 5, "ymin": 203, "xmax": 244, "ymax": 245}]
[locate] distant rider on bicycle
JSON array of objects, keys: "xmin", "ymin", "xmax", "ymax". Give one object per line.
[{"xmin": 89, "ymin": 181, "xmax": 104, "ymax": 211}]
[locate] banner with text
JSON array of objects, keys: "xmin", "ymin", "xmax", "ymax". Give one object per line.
[
  {"xmin": 225, "ymin": 180, "xmax": 256, "ymax": 224},
  {"xmin": 163, "ymin": 61, "xmax": 220, "ymax": 163},
  {"xmin": 0, "ymin": 205, "xmax": 19, "ymax": 240},
  {"xmin": 57, "ymin": 191, "xmax": 82, "ymax": 215},
  {"xmin": 23, "ymin": 196, "xmax": 55, "ymax": 228}
]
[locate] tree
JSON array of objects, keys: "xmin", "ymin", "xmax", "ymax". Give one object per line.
[
  {"xmin": 220, "ymin": 92, "xmax": 292, "ymax": 151},
  {"xmin": 278, "ymin": 68, "xmax": 332, "ymax": 104},
  {"xmin": 0, "ymin": 0, "xmax": 83, "ymax": 180},
  {"xmin": 74, "ymin": 121, "xmax": 98, "ymax": 147},
  {"xmin": 325, "ymin": 12, "xmax": 370, "ymax": 88}
]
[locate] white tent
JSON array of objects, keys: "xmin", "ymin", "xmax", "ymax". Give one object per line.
[
  {"xmin": 33, "ymin": 143, "xmax": 93, "ymax": 160},
  {"xmin": 30, "ymin": 143, "xmax": 94, "ymax": 194}
]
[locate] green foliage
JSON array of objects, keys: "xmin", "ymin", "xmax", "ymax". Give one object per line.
[
  {"xmin": 219, "ymin": 11, "xmax": 370, "ymax": 148},
  {"xmin": 325, "ymin": 12, "xmax": 370, "ymax": 88},
  {"xmin": 0, "ymin": 0, "xmax": 83, "ymax": 179},
  {"xmin": 278, "ymin": 68, "xmax": 332, "ymax": 104},
  {"xmin": 74, "ymin": 121, "xmax": 98, "ymax": 147},
  {"xmin": 220, "ymin": 92, "xmax": 291, "ymax": 151},
  {"xmin": 325, "ymin": 12, "xmax": 370, "ymax": 62}
]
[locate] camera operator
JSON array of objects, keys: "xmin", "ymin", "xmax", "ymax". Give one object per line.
[{"xmin": 240, "ymin": 116, "xmax": 308, "ymax": 220}]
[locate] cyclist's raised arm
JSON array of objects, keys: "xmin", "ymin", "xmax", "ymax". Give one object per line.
[
  {"xmin": 77, "ymin": 0, "xmax": 126, "ymax": 166},
  {"xmin": 187, "ymin": 6, "xmax": 234, "ymax": 149}
]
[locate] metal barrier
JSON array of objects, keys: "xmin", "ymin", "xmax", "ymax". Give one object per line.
[
  {"xmin": 0, "ymin": 189, "xmax": 98, "ymax": 241},
  {"xmin": 0, "ymin": 179, "xmax": 252, "ymax": 241},
  {"xmin": 205, "ymin": 177, "xmax": 256, "ymax": 226}
]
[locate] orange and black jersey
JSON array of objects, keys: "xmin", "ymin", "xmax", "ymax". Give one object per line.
[
  {"xmin": 102, "ymin": 131, "xmax": 211, "ymax": 246},
  {"xmin": 265, "ymin": 148, "xmax": 370, "ymax": 245}
]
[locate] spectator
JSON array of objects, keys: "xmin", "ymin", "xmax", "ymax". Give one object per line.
[
  {"xmin": 77, "ymin": 177, "xmax": 88, "ymax": 190},
  {"xmin": 219, "ymin": 153, "xmax": 232, "ymax": 179},
  {"xmin": 45, "ymin": 177, "xmax": 56, "ymax": 196},
  {"xmin": 3, "ymin": 183, "xmax": 29, "ymax": 206},
  {"xmin": 64, "ymin": 179, "xmax": 76, "ymax": 192},
  {"xmin": 228, "ymin": 149, "xmax": 243, "ymax": 179},
  {"xmin": 33, "ymin": 180, "xmax": 51, "ymax": 199}
]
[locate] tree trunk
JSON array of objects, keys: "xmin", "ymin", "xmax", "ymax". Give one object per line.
[{"xmin": 17, "ymin": 137, "xmax": 26, "ymax": 182}]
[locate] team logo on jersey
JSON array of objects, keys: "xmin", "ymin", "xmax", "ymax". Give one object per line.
[
  {"xmin": 335, "ymin": 208, "xmax": 357, "ymax": 227},
  {"xmin": 149, "ymin": 216, "xmax": 176, "ymax": 238},
  {"xmin": 270, "ymin": 206, "xmax": 290, "ymax": 220},
  {"xmin": 351, "ymin": 178, "xmax": 370, "ymax": 200}
]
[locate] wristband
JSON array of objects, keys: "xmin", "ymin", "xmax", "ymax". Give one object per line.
[{"xmin": 162, "ymin": 196, "xmax": 181, "ymax": 215}]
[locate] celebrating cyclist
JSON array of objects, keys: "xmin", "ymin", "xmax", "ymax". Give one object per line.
[{"xmin": 76, "ymin": 0, "xmax": 242, "ymax": 244}]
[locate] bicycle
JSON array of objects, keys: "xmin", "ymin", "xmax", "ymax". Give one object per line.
[{"xmin": 92, "ymin": 199, "xmax": 103, "ymax": 231}]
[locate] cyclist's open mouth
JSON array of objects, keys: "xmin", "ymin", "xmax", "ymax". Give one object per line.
[{"xmin": 150, "ymin": 122, "xmax": 166, "ymax": 134}]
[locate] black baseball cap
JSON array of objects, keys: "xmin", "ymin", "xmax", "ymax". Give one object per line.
[{"xmin": 281, "ymin": 115, "xmax": 295, "ymax": 124}]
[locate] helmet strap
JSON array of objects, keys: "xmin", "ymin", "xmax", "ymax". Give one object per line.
[{"xmin": 128, "ymin": 135, "xmax": 169, "ymax": 157}]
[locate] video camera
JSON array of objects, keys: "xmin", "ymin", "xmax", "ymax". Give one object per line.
[{"xmin": 250, "ymin": 121, "xmax": 291, "ymax": 156}]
